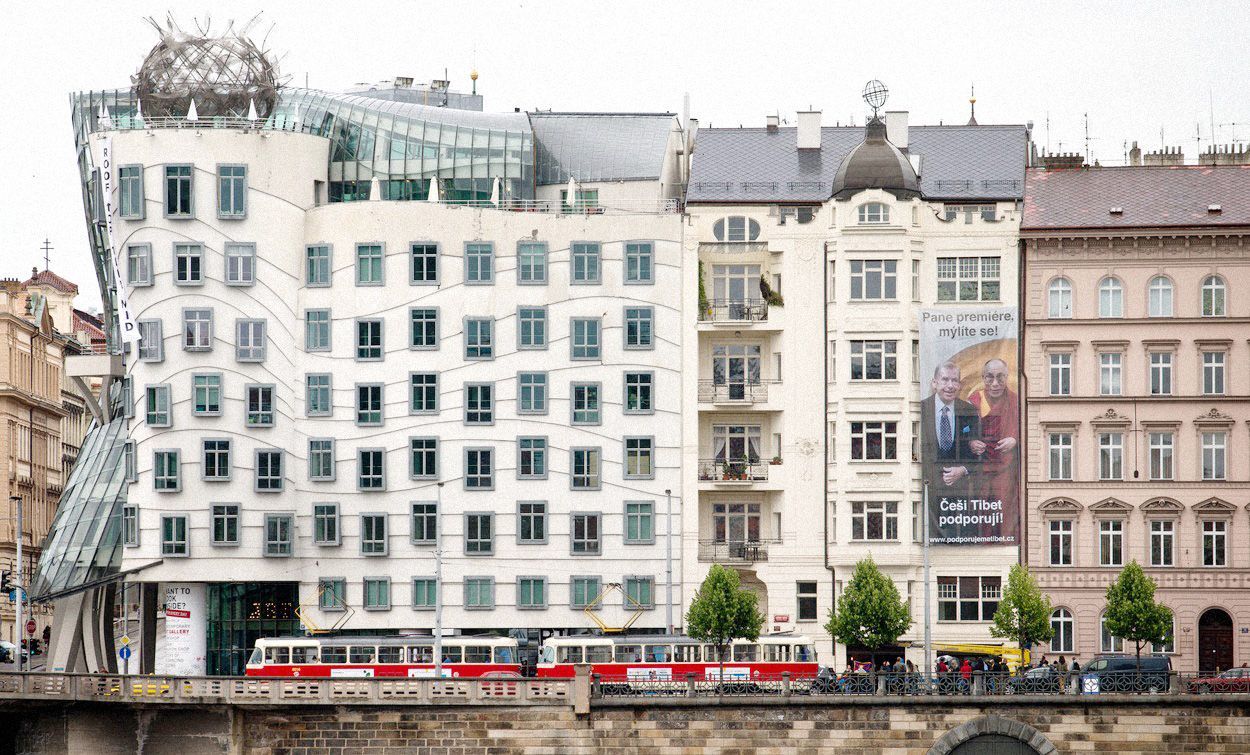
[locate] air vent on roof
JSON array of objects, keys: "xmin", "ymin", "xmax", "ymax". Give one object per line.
[
  {"xmin": 1109, "ymin": 207, "xmax": 1124, "ymax": 215},
  {"xmin": 1208, "ymin": 204, "xmax": 1222, "ymax": 213}
]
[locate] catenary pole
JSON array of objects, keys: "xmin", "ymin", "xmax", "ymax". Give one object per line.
[
  {"xmin": 11, "ymin": 496, "xmax": 23, "ymax": 672},
  {"xmin": 665, "ymin": 489, "xmax": 673, "ymax": 634},
  {"xmin": 434, "ymin": 482, "xmax": 444, "ymax": 679},
  {"xmin": 923, "ymin": 482, "xmax": 931, "ymax": 675}
]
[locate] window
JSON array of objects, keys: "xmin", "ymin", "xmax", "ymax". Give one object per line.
[
  {"xmin": 1048, "ymin": 433, "xmax": 1072, "ymax": 480},
  {"xmin": 358, "ymin": 513, "xmax": 387, "ymax": 555},
  {"xmin": 572, "ymin": 513, "xmax": 601, "ymax": 554},
  {"xmin": 518, "ymin": 437, "xmax": 546, "ymax": 479},
  {"xmin": 625, "ymin": 576, "xmax": 654, "ymax": 609},
  {"xmin": 1048, "ymin": 353, "xmax": 1071, "ymax": 396},
  {"xmin": 624, "ymin": 307, "xmax": 653, "ymax": 349},
  {"xmin": 1098, "ymin": 433, "xmax": 1123, "ymax": 480},
  {"xmin": 305, "ymin": 309, "xmax": 331, "ymax": 351},
  {"xmin": 1100, "ymin": 613, "xmax": 1124, "ymax": 653},
  {"xmin": 192, "ymin": 373, "xmax": 222, "ymax": 415},
  {"xmin": 1099, "ymin": 277, "xmax": 1123, "ymax": 317},
  {"xmin": 409, "ymin": 437, "xmax": 438, "ymax": 480},
  {"xmin": 1148, "ymin": 275, "xmax": 1174, "ymax": 317},
  {"xmin": 356, "ymin": 319, "xmax": 383, "ymax": 360},
  {"xmin": 621, "ymin": 501, "xmax": 656, "ymax": 544},
  {"xmin": 411, "ymin": 502, "xmax": 437, "ymax": 543},
  {"xmin": 465, "ymin": 513, "xmax": 493, "ymax": 554},
  {"xmin": 518, "ymin": 501, "xmax": 547, "ymax": 543},
  {"xmin": 937, "ymin": 576, "xmax": 1000, "ymax": 621},
  {"xmin": 355, "ymin": 383, "xmax": 384, "ymax": 426},
  {"xmin": 464, "ymin": 318, "xmax": 493, "ymax": 359},
  {"xmin": 224, "ymin": 243, "xmax": 255, "ymax": 285},
  {"xmin": 517, "ymin": 241, "xmax": 547, "ymax": 284},
  {"xmin": 119, "ymin": 165, "xmax": 144, "ymax": 219},
  {"xmin": 203, "ymin": 439, "xmax": 231, "ymax": 481},
  {"xmin": 319, "ymin": 578, "xmax": 345, "ymax": 610},
  {"xmin": 356, "ymin": 244, "xmax": 384, "ymax": 285},
  {"xmin": 464, "ymin": 448, "xmax": 493, "ymax": 490},
  {"xmin": 358, "ymin": 449, "xmax": 385, "ymax": 491},
  {"xmin": 625, "ymin": 242, "xmax": 654, "ymax": 284},
  {"xmin": 1099, "ymin": 520, "xmax": 1124, "ymax": 567},
  {"xmin": 235, "ymin": 319, "xmax": 266, "ymax": 362},
  {"xmin": 796, "ymin": 582, "xmax": 818, "ymax": 622},
  {"xmin": 183, "ymin": 308, "xmax": 213, "ymax": 351},
  {"xmin": 137, "ymin": 320, "xmax": 163, "ymax": 362},
  {"xmin": 518, "ymin": 577, "xmax": 547, "ymax": 609},
  {"xmin": 410, "ymin": 242, "xmax": 438, "ymax": 284},
  {"xmin": 571, "ymin": 242, "xmax": 601, "ymax": 284},
  {"xmin": 518, "ymin": 372, "xmax": 547, "ymax": 414},
  {"xmin": 256, "ymin": 449, "xmax": 284, "ymax": 492},
  {"xmin": 464, "ymin": 383, "xmax": 493, "ymax": 424},
  {"xmin": 517, "ymin": 307, "xmax": 547, "ymax": 349},
  {"xmin": 161, "ymin": 515, "xmax": 188, "ymax": 556},
  {"xmin": 1148, "ymin": 432, "xmax": 1173, "ymax": 480},
  {"xmin": 1099, "ymin": 352, "xmax": 1122, "ymax": 396},
  {"xmin": 217, "ymin": 165, "xmax": 246, "ymax": 218},
  {"xmin": 165, "ymin": 164, "xmax": 193, "ymax": 217},
  {"xmin": 851, "ymin": 501, "xmax": 898, "ymax": 541},
  {"xmin": 314, "ymin": 504, "xmax": 339, "ymax": 545},
  {"xmin": 571, "ymin": 318, "xmax": 601, "ymax": 359},
  {"xmin": 211, "ymin": 504, "xmax": 239, "ymax": 545},
  {"xmin": 1202, "ymin": 432, "xmax": 1227, "ymax": 480},
  {"xmin": 1049, "ymin": 520, "xmax": 1072, "ymax": 566},
  {"xmin": 410, "ymin": 308, "xmax": 439, "ymax": 348},
  {"xmin": 246, "ymin": 384, "xmax": 274, "ymax": 427},
  {"xmin": 857, "ymin": 202, "xmax": 889, "ymax": 224},
  {"xmin": 713, "ymin": 502, "xmax": 760, "ymax": 543},
  {"xmin": 306, "ymin": 245, "xmax": 331, "ymax": 286},
  {"xmin": 849, "ymin": 260, "xmax": 897, "ymax": 300},
  {"xmin": 850, "ymin": 421, "xmax": 898, "ymax": 461},
  {"xmin": 1047, "ymin": 278, "xmax": 1073, "ymax": 318},
  {"xmin": 145, "ymin": 385, "xmax": 171, "ymax": 427},
  {"xmin": 154, "ymin": 450, "xmax": 180, "ymax": 491},
  {"xmin": 624, "ymin": 372, "xmax": 653, "ymax": 414},
  {"xmin": 127, "ymin": 244, "xmax": 153, "ymax": 286},
  {"xmin": 713, "ymin": 216, "xmax": 761, "ymax": 242},
  {"xmin": 464, "ymin": 577, "xmax": 494, "ymax": 609},
  {"xmin": 122, "ymin": 377, "xmax": 134, "ymax": 419},
  {"xmin": 571, "ymin": 448, "xmax": 601, "ymax": 490},
  {"xmin": 1149, "ymin": 352, "xmax": 1173, "ymax": 395},
  {"xmin": 306, "ymin": 374, "xmax": 332, "ymax": 416},
  {"xmin": 1150, "ymin": 520, "xmax": 1174, "ymax": 567},
  {"xmin": 1203, "ymin": 351, "xmax": 1226, "ymax": 395},
  {"xmin": 912, "ymin": 500, "xmax": 921, "ymax": 543},
  {"xmin": 1202, "ymin": 275, "xmax": 1226, "ymax": 317},
  {"xmin": 1153, "ymin": 619, "xmax": 1175, "ymax": 655},
  {"xmin": 1050, "ymin": 609, "xmax": 1074, "ymax": 653},
  {"xmin": 624, "ymin": 437, "xmax": 654, "ymax": 479},
  {"xmin": 121, "ymin": 504, "xmax": 139, "ymax": 546},
  {"xmin": 850, "ymin": 340, "xmax": 897, "ymax": 381},
  {"xmin": 412, "ymin": 578, "xmax": 437, "ymax": 609},
  {"xmin": 571, "ymin": 576, "xmax": 601, "ymax": 608},
  {"xmin": 936, "ymin": 256, "xmax": 1000, "ymax": 302},
  {"xmin": 464, "ymin": 242, "xmax": 494, "ymax": 284},
  {"xmin": 571, "ymin": 383, "xmax": 600, "ymax": 425},
  {"xmin": 264, "ymin": 514, "xmax": 293, "ymax": 557},
  {"xmin": 408, "ymin": 373, "xmax": 438, "ymax": 414}
]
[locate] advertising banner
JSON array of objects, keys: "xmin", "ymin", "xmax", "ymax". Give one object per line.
[
  {"xmin": 155, "ymin": 583, "xmax": 206, "ymax": 676},
  {"xmin": 918, "ymin": 306, "xmax": 1019, "ymax": 546},
  {"xmin": 97, "ymin": 137, "xmax": 142, "ymax": 344}
]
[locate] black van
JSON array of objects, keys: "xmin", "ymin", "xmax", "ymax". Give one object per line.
[{"xmin": 1080, "ymin": 654, "xmax": 1171, "ymax": 693}]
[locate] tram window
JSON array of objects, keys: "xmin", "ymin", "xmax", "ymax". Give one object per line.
[
  {"xmin": 614, "ymin": 645, "xmax": 642, "ymax": 663},
  {"xmin": 538, "ymin": 645, "xmax": 556, "ymax": 664},
  {"xmin": 795, "ymin": 645, "xmax": 814, "ymax": 662},
  {"xmin": 378, "ymin": 647, "xmax": 404, "ymax": 664},
  {"xmin": 464, "ymin": 646, "xmax": 492, "ymax": 663},
  {"xmin": 674, "ymin": 645, "xmax": 700, "ymax": 663},
  {"xmin": 559, "ymin": 646, "xmax": 584, "ymax": 663},
  {"xmin": 645, "ymin": 645, "xmax": 670, "ymax": 662},
  {"xmin": 733, "ymin": 644, "xmax": 759, "ymax": 662},
  {"xmin": 410, "ymin": 646, "xmax": 433, "ymax": 663},
  {"xmin": 586, "ymin": 645, "xmax": 612, "ymax": 663},
  {"xmin": 764, "ymin": 645, "xmax": 790, "ymax": 662},
  {"xmin": 291, "ymin": 647, "xmax": 318, "ymax": 664},
  {"xmin": 494, "ymin": 646, "xmax": 515, "ymax": 664},
  {"xmin": 704, "ymin": 645, "xmax": 723, "ymax": 662},
  {"xmin": 248, "ymin": 648, "xmax": 263, "ymax": 665},
  {"xmin": 349, "ymin": 646, "xmax": 375, "ymax": 664},
  {"xmin": 441, "ymin": 646, "xmax": 462, "ymax": 663},
  {"xmin": 265, "ymin": 646, "xmax": 291, "ymax": 664},
  {"xmin": 322, "ymin": 646, "xmax": 347, "ymax": 664}
]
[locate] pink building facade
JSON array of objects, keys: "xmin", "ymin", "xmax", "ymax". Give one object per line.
[{"xmin": 1022, "ymin": 165, "xmax": 1250, "ymax": 673}]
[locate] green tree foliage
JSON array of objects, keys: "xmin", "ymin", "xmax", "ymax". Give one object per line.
[
  {"xmin": 1104, "ymin": 561, "xmax": 1173, "ymax": 669},
  {"xmin": 990, "ymin": 563, "xmax": 1054, "ymax": 662},
  {"xmin": 685, "ymin": 564, "xmax": 764, "ymax": 677},
  {"xmin": 824, "ymin": 557, "xmax": 912, "ymax": 651}
]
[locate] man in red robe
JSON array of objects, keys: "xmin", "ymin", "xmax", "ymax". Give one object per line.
[{"xmin": 967, "ymin": 358, "xmax": 1019, "ymax": 541}]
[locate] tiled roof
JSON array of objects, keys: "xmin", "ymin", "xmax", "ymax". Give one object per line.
[
  {"xmin": 1022, "ymin": 165, "xmax": 1250, "ymax": 230},
  {"xmin": 23, "ymin": 268, "xmax": 79, "ymax": 294},
  {"xmin": 687, "ymin": 124, "xmax": 1028, "ymax": 203},
  {"xmin": 530, "ymin": 113, "xmax": 676, "ymax": 185},
  {"xmin": 73, "ymin": 309, "xmax": 106, "ymax": 340}
]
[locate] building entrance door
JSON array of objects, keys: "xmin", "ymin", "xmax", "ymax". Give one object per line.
[{"xmin": 1198, "ymin": 608, "xmax": 1234, "ymax": 674}]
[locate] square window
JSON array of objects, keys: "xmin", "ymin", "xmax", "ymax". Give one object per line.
[
  {"xmin": 255, "ymin": 449, "xmax": 284, "ymax": 492},
  {"xmin": 410, "ymin": 308, "xmax": 439, "ymax": 349},
  {"xmin": 517, "ymin": 437, "xmax": 547, "ymax": 479},
  {"xmin": 119, "ymin": 165, "xmax": 145, "ymax": 220},
  {"xmin": 264, "ymin": 514, "xmax": 293, "ymax": 557},
  {"xmin": 314, "ymin": 504, "xmax": 340, "ymax": 545},
  {"xmin": 410, "ymin": 437, "xmax": 438, "ymax": 479},
  {"xmin": 518, "ymin": 501, "xmax": 547, "ymax": 544},
  {"xmin": 161, "ymin": 515, "xmax": 188, "ymax": 556},
  {"xmin": 570, "ymin": 576, "xmax": 601, "ymax": 609},
  {"xmin": 210, "ymin": 504, "xmax": 239, "ymax": 545},
  {"xmin": 571, "ymin": 242, "xmax": 601, "ymax": 284},
  {"xmin": 624, "ymin": 576, "xmax": 654, "ymax": 609},
  {"xmin": 318, "ymin": 578, "xmax": 346, "ymax": 610},
  {"xmin": 306, "ymin": 244, "xmax": 332, "ymax": 286},
  {"xmin": 411, "ymin": 501, "xmax": 437, "ymax": 544},
  {"xmin": 153, "ymin": 450, "xmax": 180, "ymax": 491},
  {"xmin": 464, "ymin": 448, "xmax": 494, "ymax": 490},
  {"xmin": 164, "ymin": 164, "xmax": 193, "ymax": 217},
  {"xmin": 518, "ymin": 307, "xmax": 547, "ymax": 349},
  {"xmin": 624, "ymin": 372, "xmax": 654, "ymax": 414},
  {"xmin": 174, "ymin": 243, "xmax": 203, "ymax": 285},
  {"xmin": 624, "ymin": 242, "xmax": 654, "ymax": 284},
  {"xmin": 224, "ymin": 242, "xmax": 255, "ymax": 285},
  {"xmin": 465, "ymin": 242, "xmax": 494, "ymax": 284},
  {"xmin": 465, "ymin": 383, "xmax": 493, "ymax": 424},
  {"xmin": 464, "ymin": 318, "xmax": 493, "ymax": 359},
  {"xmin": 624, "ymin": 501, "xmax": 655, "ymax": 544},
  {"xmin": 571, "ymin": 383, "xmax": 601, "ymax": 425},
  {"xmin": 306, "ymin": 374, "xmax": 332, "ymax": 416},
  {"xmin": 192, "ymin": 373, "xmax": 222, "ymax": 415},
  {"xmin": 363, "ymin": 577, "xmax": 391, "ymax": 610},
  {"xmin": 412, "ymin": 578, "xmax": 437, "ymax": 609},
  {"xmin": 356, "ymin": 243, "xmax": 385, "ymax": 285},
  {"xmin": 464, "ymin": 577, "xmax": 494, "ymax": 609},
  {"xmin": 203, "ymin": 439, "xmax": 232, "ymax": 481},
  {"xmin": 410, "ymin": 242, "xmax": 439, "ymax": 284},
  {"xmin": 145, "ymin": 384, "xmax": 171, "ymax": 427},
  {"xmin": 358, "ymin": 449, "xmax": 386, "ymax": 491},
  {"xmin": 217, "ymin": 165, "xmax": 247, "ymax": 218},
  {"xmin": 571, "ymin": 513, "xmax": 601, "ymax": 554},
  {"xmin": 245, "ymin": 384, "xmax": 275, "ymax": 427},
  {"xmin": 624, "ymin": 307, "xmax": 653, "ymax": 349},
  {"xmin": 235, "ymin": 319, "xmax": 266, "ymax": 362},
  {"xmin": 571, "ymin": 318, "xmax": 601, "ymax": 359},
  {"xmin": 305, "ymin": 310, "xmax": 331, "ymax": 351},
  {"xmin": 517, "ymin": 241, "xmax": 547, "ymax": 284},
  {"xmin": 356, "ymin": 319, "xmax": 383, "ymax": 360},
  {"xmin": 517, "ymin": 372, "xmax": 548, "ymax": 414},
  {"xmin": 356, "ymin": 383, "xmax": 384, "ymax": 426},
  {"xmin": 465, "ymin": 513, "xmax": 494, "ymax": 554},
  {"xmin": 517, "ymin": 577, "xmax": 547, "ymax": 609},
  {"xmin": 127, "ymin": 244, "xmax": 153, "ymax": 286},
  {"xmin": 361, "ymin": 513, "xmax": 388, "ymax": 555}
]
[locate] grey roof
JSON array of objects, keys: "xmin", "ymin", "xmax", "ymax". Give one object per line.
[
  {"xmin": 530, "ymin": 112, "xmax": 676, "ymax": 185},
  {"xmin": 687, "ymin": 124, "xmax": 1028, "ymax": 203}
]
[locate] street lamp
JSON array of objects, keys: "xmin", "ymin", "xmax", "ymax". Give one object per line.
[
  {"xmin": 8, "ymin": 495, "xmax": 22, "ymax": 672},
  {"xmin": 434, "ymin": 482, "xmax": 444, "ymax": 680}
]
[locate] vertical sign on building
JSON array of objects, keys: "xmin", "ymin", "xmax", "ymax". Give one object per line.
[
  {"xmin": 155, "ymin": 583, "xmax": 206, "ymax": 676},
  {"xmin": 918, "ymin": 306, "xmax": 1020, "ymax": 545},
  {"xmin": 97, "ymin": 137, "xmax": 142, "ymax": 344}
]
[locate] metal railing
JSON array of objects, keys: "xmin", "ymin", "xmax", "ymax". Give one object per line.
[
  {"xmin": 696, "ymin": 539, "xmax": 780, "ymax": 563},
  {"xmin": 697, "ymin": 458, "xmax": 771, "ymax": 482},
  {"xmin": 698, "ymin": 242, "xmax": 771, "ymax": 254},
  {"xmin": 698, "ymin": 299, "xmax": 769, "ymax": 323},
  {"xmin": 697, "ymin": 381, "xmax": 768, "ymax": 403}
]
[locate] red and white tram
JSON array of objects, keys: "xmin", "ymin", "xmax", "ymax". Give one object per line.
[{"xmin": 245, "ymin": 636, "xmax": 521, "ymax": 678}]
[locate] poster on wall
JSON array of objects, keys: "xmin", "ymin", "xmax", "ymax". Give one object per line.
[
  {"xmin": 155, "ymin": 583, "xmax": 207, "ymax": 676},
  {"xmin": 918, "ymin": 306, "xmax": 1020, "ymax": 546}
]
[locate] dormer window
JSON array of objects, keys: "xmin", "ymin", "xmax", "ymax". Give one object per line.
[
  {"xmin": 713, "ymin": 216, "xmax": 761, "ymax": 242},
  {"xmin": 857, "ymin": 202, "xmax": 889, "ymax": 224}
]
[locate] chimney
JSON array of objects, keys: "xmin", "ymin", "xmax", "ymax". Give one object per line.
[
  {"xmin": 766, "ymin": 114, "xmax": 779, "ymax": 133},
  {"xmin": 1199, "ymin": 143, "xmax": 1250, "ymax": 166},
  {"xmin": 1129, "ymin": 141, "xmax": 1142, "ymax": 166},
  {"xmin": 1038, "ymin": 150, "xmax": 1086, "ymax": 170},
  {"xmin": 797, "ymin": 111, "xmax": 821, "ymax": 150},
  {"xmin": 885, "ymin": 111, "xmax": 909, "ymax": 149},
  {"xmin": 1143, "ymin": 146, "xmax": 1184, "ymax": 167},
  {"xmin": 687, "ymin": 118, "xmax": 699, "ymax": 153}
]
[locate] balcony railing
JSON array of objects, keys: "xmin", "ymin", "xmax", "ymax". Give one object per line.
[
  {"xmin": 697, "ymin": 539, "xmax": 780, "ymax": 564},
  {"xmin": 697, "ymin": 381, "xmax": 768, "ymax": 403},
  {"xmin": 697, "ymin": 459, "xmax": 771, "ymax": 482},
  {"xmin": 699, "ymin": 299, "xmax": 768, "ymax": 323},
  {"xmin": 698, "ymin": 242, "xmax": 770, "ymax": 254}
]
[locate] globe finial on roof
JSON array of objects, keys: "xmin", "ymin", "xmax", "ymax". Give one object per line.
[
  {"xmin": 862, "ymin": 80, "xmax": 888, "ymax": 117},
  {"xmin": 833, "ymin": 90, "xmax": 919, "ymax": 200}
]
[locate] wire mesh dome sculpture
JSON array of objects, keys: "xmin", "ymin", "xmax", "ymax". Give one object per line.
[
  {"xmin": 862, "ymin": 80, "xmax": 889, "ymax": 113},
  {"xmin": 133, "ymin": 16, "xmax": 280, "ymax": 119}
]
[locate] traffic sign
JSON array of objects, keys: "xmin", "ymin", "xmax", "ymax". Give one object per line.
[
  {"xmin": 25, "ymin": 620, "xmax": 35, "ymax": 636},
  {"xmin": 120, "ymin": 635, "xmax": 131, "ymax": 646},
  {"xmin": 119, "ymin": 646, "xmax": 132, "ymax": 661}
]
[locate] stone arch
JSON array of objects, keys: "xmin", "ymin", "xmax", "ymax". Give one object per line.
[{"xmin": 927, "ymin": 715, "xmax": 1057, "ymax": 755}]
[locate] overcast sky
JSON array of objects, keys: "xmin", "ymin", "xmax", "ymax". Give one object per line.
[{"xmin": 2, "ymin": 0, "xmax": 1247, "ymax": 308}]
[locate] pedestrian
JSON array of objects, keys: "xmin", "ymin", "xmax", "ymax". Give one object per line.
[{"xmin": 959, "ymin": 658, "xmax": 973, "ymax": 694}]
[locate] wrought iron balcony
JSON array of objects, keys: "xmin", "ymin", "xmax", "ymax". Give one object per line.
[
  {"xmin": 697, "ymin": 539, "xmax": 780, "ymax": 564},
  {"xmin": 697, "ymin": 458, "xmax": 771, "ymax": 483},
  {"xmin": 698, "ymin": 241, "xmax": 771, "ymax": 254},
  {"xmin": 698, "ymin": 299, "xmax": 768, "ymax": 323},
  {"xmin": 697, "ymin": 381, "xmax": 768, "ymax": 404}
]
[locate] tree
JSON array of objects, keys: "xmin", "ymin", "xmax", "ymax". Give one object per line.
[
  {"xmin": 990, "ymin": 563, "xmax": 1053, "ymax": 667},
  {"xmin": 825, "ymin": 557, "xmax": 912, "ymax": 659},
  {"xmin": 685, "ymin": 564, "xmax": 765, "ymax": 682},
  {"xmin": 1104, "ymin": 561, "xmax": 1173, "ymax": 671}
]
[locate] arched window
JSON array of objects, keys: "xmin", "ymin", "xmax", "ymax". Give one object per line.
[
  {"xmin": 1100, "ymin": 612, "xmax": 1123, "ymax": 652},
  {"xmin": 1048, "ymin": 278, "xmax": 1073, "ymax": 318},
  {"xmin": 1202, "ymin": 275, "xmax": 1226, "ymax": 317},
  {"xmin": 1148, "ymin": 275, "xmax": 1173, "ymax": 317},
  {"xmin": 857, "ymin": 202, "xmax": 889, "ymax": 224},
  {"xmin": 1050, "ymin": 608, "xmax": 1074, "ymax": 653},
  {"xmin": 712, "ymin": 216, "xmax": 761, "ymax": 243},
  {"xmin": 1098, "ymin": 276, "xmax": 1123, "ymax": 318}
]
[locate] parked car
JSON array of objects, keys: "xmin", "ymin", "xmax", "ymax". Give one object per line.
[
  {"xmin": 1007, "ymin": 665, "xmax": 1065, "ymax": 694},
  {"xmin": 0, "ymin": 641, "xmax": 26, "ymax": 664},
  {"xmin": 1080, "ymin": 655, "xmax": 1171, "ymax": 693},
  {"xmin": 1187, "ymin": 667, "xmax": 1250, "ymax": 694}
]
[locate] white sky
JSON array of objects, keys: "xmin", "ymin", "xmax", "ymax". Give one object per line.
[{"xmin": 2, "ymin": 0, "xmax": 1247, "ymax": 308}]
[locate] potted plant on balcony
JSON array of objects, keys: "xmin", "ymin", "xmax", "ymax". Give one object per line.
[
  {"xmin": 759, "ymin": 274, "xmax": 784, "ymax": 307},
  {"xmin": 698, "ymin": 261, "xmax": 711, "ymax": 320},
  {"xmin": 770, "ymin": 456, "xmax": 783, "ymax": 465}
]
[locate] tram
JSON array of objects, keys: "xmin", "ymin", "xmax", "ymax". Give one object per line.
[{"xmin": 245, "ymin": 636, "xmax": 521, "ymax": 678}]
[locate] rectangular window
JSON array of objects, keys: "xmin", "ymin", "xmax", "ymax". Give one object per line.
[
  {"xmin": 571, "ymin": 513, "xmax": 601, "ymax": 554},
  {"xmin": 936, "ymin": 256, "xmax": 1000, "ymax": 301},
  {"xmin": 306, "ymin": 244, "xmax": 331, "ymax": 286},
  {"xmin": 356, "ymin": 383, "xmax": 384, "ymax": 426},
  {"xmin": 224, "ymin": 242, "xmax": 255, "ymax": 285},
  {"xmin": 571, "ymin": 383, "xmax": 601, "ymax": 425},
  {"xmin": 797, "ymin": 581, "xmax": 818, "ymax": 622},
  {"xmin": 355, "ymin": 319, "xmax": 383, "ymax": 360},
  {"xmin": 517, "ymin": 241, "xmax": 547, "ymax": 284},
  {"xmin": 1099, "ymin": 520, "xmax": 1124, "ymax": 567},
  {"xmin": 358, "ymin": 449, "xmax": 385, "ymax": 491},
  {"xmin": 1149, "ymin": 432, "xmax": 1174, "ymax": 480},
  {"xmin": 410, "ymin": 242, "xmax": 438, "ymax": 284},
  {"xmin": 256, "ymin": 449, "xmax": 284, "ymax": 492},
  {"xmin": 361, "ymin": 514, "xmax": 387, "ymax": 555},
  {"xmin": 517, "ymin": 372, "xmax": 548, "ymax": 414},
  {"xmin": 409, "ymin": 373, "xmax": 438, "ymax": 414},
  {"xmin": 122, "ymin": 505, "xmax": 139, "ymax": 546},
  {"xmin": 937, "ymin": 576, "xmax": 1000, "ymax": 622},
  {"xmin": 264, "ymin": 514, "xmax": 293, "ymax": 557},
  {"xmin": 306, "ymin": 374, "xmax": 332, "ymax": 416},
  {"xmin": 849, "ymin": 259, "xmax": 897, "ymax": 300},
  {"xmin": 1150, "ymin": 352, "xmax": 1173, "ymax": 395},
  {"xmin": 410, "ymin": 308, "xmax": 438, "ymax": 349},
  {"xmin": 1098, "ymin": 432, "xmax": 1123, "ymax": 480},
  {"xmin": 192, "ymin": 373, "xmax": 222, "ymax": 415},
  {"xmin": 517, "ymin": 307, "xmax": 547, "ymax": 349},
  {"xmin": 464, "ymin": 383, "xmax": 494, "ymax": 424},
  {"xmin": 1150, "ymin": 520, "xmax": 1174, "ymax": 567},
  {"xmin": 571, "ymin": 242, "xmax": 601, "ymax": 284},
  {"xmin": 217, "ymin": 165, "xmax": 247, "ymax": 218},
  {"xmin": 1049, "ymin": 520, "xmax": 1072, "ymax": 566},
  {"xmin": 165, "ymin": 164, "xmax": 193, "ymax": 217},
  {"xmin": 464, "ymin": 318, "xmax": 493, "ymax": 359},
  {"xmin": 203, "ymin": 439, "xmax": 231, "ymax": 481},
  {"xmin": 314, "ymin": 504, "xmax": 339, "ymax": 545},
  {"xmin": 1203, "ymin": 352, "xmax": 1226, "ymax": 395},
  {"xmin": 624, "ymin": 501, "xmax": 655, "ymax": 544},
  {"xmin": 624, "ymin": 242, "xmax": 654, "ymax": 284},
  {"xmin": 624, "ymin": 437, "xmax": 654, "ymax": 479},
  {"xmin": 319, "ymin": 578, "xmax": 346, "ymax": 610},
  {"xmin": 137, "ymin": 320, "xmax": 164, "ymax": 362},
  {"xmin": 1099, "ymin": 352, "xmax": 1122, "ymax": 396},
  {"xmin": 161, "ymin": 515, "xmax": 188, "ymax": 556},
  {"xmin": 211, "ymin": 504, "xmax": 239, "ymax": 545},
  {"xmin": 356, "ymin": 243, "xmax": 384, "ymax": 285},
  {"xmin": 235, "ymin": 319, "xmax": 266, "ymax": 362},
  {"xmin": 571, "ymin": 448, "xmax": 601, "ymax": 490},
  {"xmin": 173, "ymin": 243, "xmax": 203, "ymax": 285},
  {"xmin": 1202, "ymin": 432, "xmax": 1227, "ymax": 480},
  {"xmin": 411, "ymin": 502, "xmax": 437, "ymax": 544},
  {"xmin": 571, "ymin": 576, "xmax": 601, "ymax": 609},
  {"xmin": 412, "ymin": 578, "xmax": 437, "ymax": 609},
  {"xmin": 465, "ymin": 242, "xmax": 494, "ymax": 284},
  {"xmin": 245, "ymin": 384, "xmax": 274, "ymax": 427},
  {"xmin": 518, "ymin": 577, "xmax": 547, "ymax": 609},
  {"xmin": 119, "ymin": 165, "xmax": 144, "ymax": 219},
  {"xmin": 145, "ymin": 385, "xmax": 171, "ymax": 427},
  {"xmin": 850, "ymin": 340, "xmax": 897, "ymax": 381},
  {"xmin": 624, "ymin": 576, "xmax": 654, "ymax": 609},
  {"xmin": 153, "ymin": 450, "xmax": 180, "ymax": 491},
  {"xmin": 851, "ymin": 501, "xmax": 899, "ymax": 541},
  {"xmin": 518, "ymin": 501, "xmax": 547, "ymax": 543},
  {"xmin": 122, "ymin": 377, "xmax": 133, "ymax": 419},
  {"xmin": 571, "ymin": 318, "xmax": 601, "ymax": 359},
  {"xmin": 464, "ymin": 577, "xmax": 494, "ymax": 609},
  {"xmin": 1048, "ymin": 353, "xmax": 1071, "ymax": 396},
  {"xmin": 305, "ymin": 309, "xmax": 331, "ymax": 351},
  {"xmin": 127, "ymin": 244, "xmax": 153, "ymax": 286},
  {"xmin": 849, "ymin": 421, "xmax": 898, "ymax": 461},
  {"xmin": 624, "ymin": 307, "xmax": 654, "ymax": 349},
  {"xmin": 465, "ymin": 513, "xmax": 494, "ymax": 554},
  {"xmin": 410, "ymin": 437, "xmax": 438, "ymax": 479},
  {"xmin": 518, "ymin": 437, "xmax": 547, "ymax": 479},
  {"xmin": 1048, "ymin": 433, "xmax": 1073, "ymax": 480},
  {"xmin": 464, "ymin": 448, "xmax": 493, "ymax": 490},
  {"xmin": 624, "ymin": 372, "xmax": 654, "ymax": 414}
]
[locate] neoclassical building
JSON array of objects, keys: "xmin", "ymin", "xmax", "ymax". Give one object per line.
[{"xmin": 1022, "ymin": 165, "xmax": 1250, "ymax": 673}]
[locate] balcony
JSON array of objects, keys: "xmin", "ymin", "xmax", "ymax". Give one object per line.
[
  {"xmin": 699, "ymin": 299, "xmax": 769, "ymax": 324},
  {"xmin": 697, "ymin": 539, "xmax": 780, "ymax": 564},
  {"xmin": 698, "ymin": 241, "xmax": 771, "ymax": 255},
  {"xmin": 697, "ymin": 458, "xmax": 771, "ymax": 483},
  {"xmin": 697, "ymin": 381, "xmax": 768, "ymax": 404}
]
